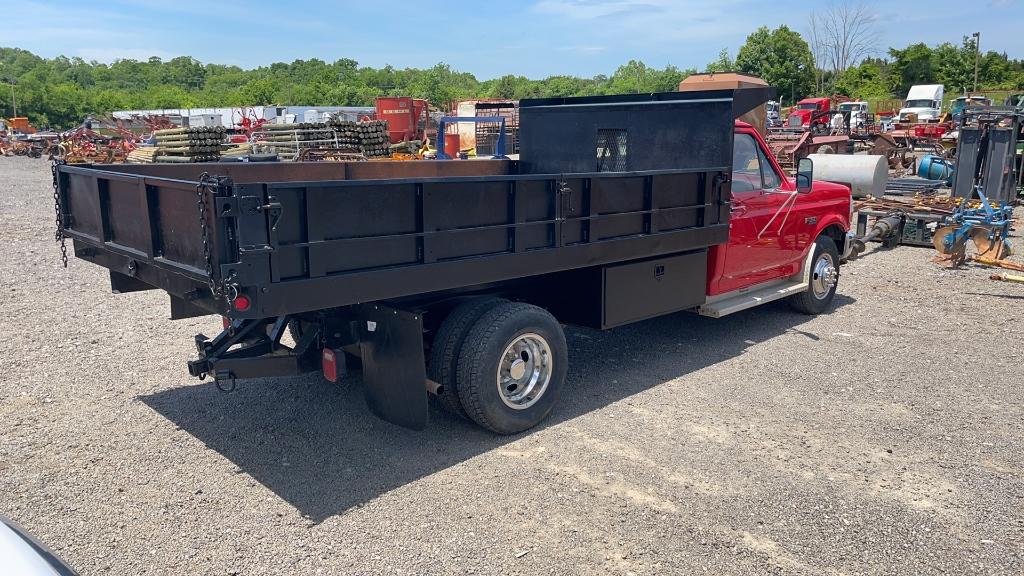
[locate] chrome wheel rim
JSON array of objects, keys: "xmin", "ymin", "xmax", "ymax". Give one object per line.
[
  {"xmin": 811, "ymin": 253, "xmax": 837, "ymax": 299},
  {"xmin": 496, "ymin": 333, "xmax": 552, "ymax": 410}
]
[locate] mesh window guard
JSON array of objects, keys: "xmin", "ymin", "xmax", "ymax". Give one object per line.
[{"xmin": 596, "ymin": 129, "xmax": 628, "ymax": 172}]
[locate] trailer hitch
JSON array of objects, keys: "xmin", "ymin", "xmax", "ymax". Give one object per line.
[{"xmin": 187, "ymin": 316, "xmax": 321, "ymax": 383}]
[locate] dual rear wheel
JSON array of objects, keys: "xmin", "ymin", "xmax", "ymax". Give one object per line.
[{"xmin": 430, "ymin": 300, "xmax": 567, "ymax": 434}]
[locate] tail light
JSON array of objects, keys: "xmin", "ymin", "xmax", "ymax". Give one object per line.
[
  {"xmin": 233, "ymin": 294, "xmax": 251, "ymax": 312},
  {"xmin": 222, "ymin": 316, "xmax": 230, "ymax": 330},
  {"xmin": 322, "ymin": 349, "xmax": 338, "ymax": 383}
]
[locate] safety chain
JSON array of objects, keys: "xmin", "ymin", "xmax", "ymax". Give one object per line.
[
  {"xmin": 195, "ymin": 173, "xmax": 237, "ymax": 305},
  {"xmin": 51, "ymin": 160, "xmax": 68, "ymax": 268}
]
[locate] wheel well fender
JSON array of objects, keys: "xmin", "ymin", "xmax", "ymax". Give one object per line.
[
  {"xmin": 797, "ymin": 222, "xmax": 846, "ymax": 285},
  {"xmin": 819, "ymin": 222, "xmax": 847, "ymax": 254}
]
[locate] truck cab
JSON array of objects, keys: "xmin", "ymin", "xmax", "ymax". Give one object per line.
[
  {"xmin": 766, "ymin": 100, "xmax": 782, "ymax": 128},
  {"xmin": 788, "ymin": 97, "xmax": 832, "ymax": 132},
  {"xmin": 703, "ymin": 122, "xmax": 850, "ymax": 314},
  {"xmin": 950, "ymin": 95, "xmax": 992, "ymax": 121},
  {"xmin": 899, "ymin": 84, "xmax": 945, "ymax": 123},
  {"xmin": 838, "ymin": 101, "xmax": 870, "ymax": 129}
]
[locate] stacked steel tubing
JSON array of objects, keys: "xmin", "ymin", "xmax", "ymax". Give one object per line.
[
  {"xmin": 252, "ymin": 120, "xmax": 390, "ymax": 161},
  {"xmin": 153, "ymin": 126, "xmax": 227, "ymax": 163},
  {"xmin": 328, "ymin": 119, "xmax": 390, "ymax": 158},
  {"xmin": 252, "ymin": 123, "xmax": 339, "ymax": 161}
]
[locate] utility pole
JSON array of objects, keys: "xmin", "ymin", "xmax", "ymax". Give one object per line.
[
  {"xmin": 2, "ymin": 78, "xmax": 16, "ymax": 118},
  {"xmin": 972, "ymin": 31, "xmax": 980, "ymax": 93},
  {"xmin": 1, "ymin": 76, "xmax": 14, "ymax": 118}
]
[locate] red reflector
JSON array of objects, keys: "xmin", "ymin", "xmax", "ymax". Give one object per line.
[
  {"xmin": 322, "ymin": 349, "xmax": 338, "ymax": 383},
  {"xmin": 233, "ymin": 295, "xmax": 251, "ymax": 311},
  {"xmin": 222, "ymin": 316, "xmax": 230, "ymax": 330}
]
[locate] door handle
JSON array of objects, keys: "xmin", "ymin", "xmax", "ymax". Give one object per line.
[{"xmin": 730, "ymin": 202, "xmax": 747, "ymax": 216}]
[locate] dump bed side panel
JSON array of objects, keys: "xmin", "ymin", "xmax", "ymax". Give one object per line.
[
  {"xmin": 57, "ymin": 162, "xmax": 727, "ymax": 319},
  {"xmin": 239, "ymin": 169, "xmax": 727, "ymax": 317}
]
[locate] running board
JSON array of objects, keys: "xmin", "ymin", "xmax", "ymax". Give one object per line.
[{"xmin": 698, "ymin": 279, "xmax": 807, "ymax": 318}]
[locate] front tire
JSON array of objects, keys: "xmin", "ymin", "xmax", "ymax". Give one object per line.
[
  {"xmin": 456, "ymin": 302, "xmax": 567, "ymax": 434},
  {"xmin": 789, "ymin": 236, "xmax": 840, "ymax": 315}
]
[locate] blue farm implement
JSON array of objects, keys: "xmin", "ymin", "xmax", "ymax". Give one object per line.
[{"xmin": 931, "ymin": 187, "xmax": 1015, "ymax": 266}]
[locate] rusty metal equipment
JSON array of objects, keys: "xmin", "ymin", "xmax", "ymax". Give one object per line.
[
  {"xmin": 297, "ymin": 148, "xmax": 367, "ymax": 162},
  {"xmin": 846, "ymin": 211, "xmax": 905, "ymax": 260},
  {"xmin": 765, "ymin": 129, "xmax": 850, "ymax": 171},
  {"xmin": 990, "ymin": 272, "xmax": 1024, "ymax": 284},
  {"xmin": 971, "ymin": 255, "xmax": 1024, "ymax": 272},
  {"xmin": 54, "ymin": 124, "xmax": 136, "ymax": 163}
]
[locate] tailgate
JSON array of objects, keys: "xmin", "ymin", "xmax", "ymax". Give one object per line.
[{"xmin": 56, "ymin": 164, "xmax": 235, "ymax": 314}]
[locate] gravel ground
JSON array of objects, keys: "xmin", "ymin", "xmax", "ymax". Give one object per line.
[{"xmin": 1, "ymin": 155, "xmax": 1023, "ymax": 575}]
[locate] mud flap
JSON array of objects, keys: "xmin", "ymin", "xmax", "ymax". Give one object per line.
[{"xmin": 354, "ymin": 304, "xmax": 428, "ymax": 430}]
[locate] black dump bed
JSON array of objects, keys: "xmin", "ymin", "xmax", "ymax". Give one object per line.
[{"xmin": 54, "ymin": 88, "xmax": 769, "ymax": 319}]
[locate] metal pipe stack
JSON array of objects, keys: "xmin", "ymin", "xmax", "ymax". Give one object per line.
[
  {"xmin": 252, "ymin": 123, "xmax": 339, "ymax": 161},
  {"xmin": 152, "ymin": 126, "xmax": 227, "ymax": 163},
  {"xmin": 328, "ymin": 119, "xmax": 390, "ymax": 158},
  {"xmin": 251, "ymin": 120, "xmax": 391, "ymax": 161},
  {"xmin": 126, "ymin": 146, "xmax": 158, "ymax": 163}
]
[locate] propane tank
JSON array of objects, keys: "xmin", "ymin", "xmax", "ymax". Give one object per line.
[
  {"xmin": 806, "ymin": 154, "xmax": 887, "ymax": 199},
  {"xmin": 917, "ymin": 155, "xmax": 955, "ymax": 184}
]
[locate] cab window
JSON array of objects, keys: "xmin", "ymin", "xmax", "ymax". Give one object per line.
[
  {"xmin": 756, "ymin": 145, "xmax": 782, "ymax": 189},
  {"xmin": 732, "ymin": 133, "xmax": 781, "ymax": 191},
  {"xmin": 731, "ymin": 133, "xmax": 761, "ymax": 192}
]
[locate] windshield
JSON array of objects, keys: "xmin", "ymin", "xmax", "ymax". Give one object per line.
[
  {"xmin": 839, "ymin": 104, "xmax": 863, "ymax": 112},
  {"xmin": 904, "ymin": 99, "xmax": 934, "ymax": 108},
  {"xmin": 797, "ymin": 103, "xmax": 818, "ymax": 110}
]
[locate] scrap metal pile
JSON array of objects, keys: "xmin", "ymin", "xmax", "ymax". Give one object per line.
[
  {"xmin": 0, "ymin": 139, "xmax": 48, "ymax": 158},
  {"xmin": 54, "ymin": 126, "xmax": 134, "ymax": 163},
  {"xmin": 151, "ymin": 127, "xmax": 227, "ymax": 163}
]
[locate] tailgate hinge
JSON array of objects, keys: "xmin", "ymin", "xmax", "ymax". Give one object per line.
[{"xmin": 237, "ymin": 195, "xmax": 284, "ymax": 231}]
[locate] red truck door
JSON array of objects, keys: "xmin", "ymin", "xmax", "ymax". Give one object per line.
[{"xmin": 716, "ymin": 131, "xmax": 804, "ymax": 293}]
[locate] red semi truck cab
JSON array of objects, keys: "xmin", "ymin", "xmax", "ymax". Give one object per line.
[{"xmin": 787, "ymin": 97, "xmax": 832, "ymax": 131}]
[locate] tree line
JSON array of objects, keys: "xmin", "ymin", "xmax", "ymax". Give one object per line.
[{"xmin": 1, "ymin": 26, "xmax": 1021, "ymax": 129}]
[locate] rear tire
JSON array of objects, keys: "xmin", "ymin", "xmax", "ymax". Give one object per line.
[
  {"xmin": 456, "ymin": 302, "xmax": 567, "ymax": 434},
  {"xmin": 789, "ymin": 236, "xmax": 840, "ymax": 315},
  {"xmin": 428, "ymin": 297, "xmax": 505, "ymax": 418}
]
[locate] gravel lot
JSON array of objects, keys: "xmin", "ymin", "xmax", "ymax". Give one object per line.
[{"xmin": 1, "ymin": 155, "xmax": 1023, "ymax": 575}]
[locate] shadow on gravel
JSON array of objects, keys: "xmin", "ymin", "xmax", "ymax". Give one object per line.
[{"xmin": 141, "ymin": 295, "xmax": 854, "ymax": 522}]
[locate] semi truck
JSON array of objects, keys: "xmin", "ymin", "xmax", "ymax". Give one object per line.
[
  {"xmin": 899, "ymin": 84, "xmax": 945, "ymax": 123},
  {"xmin": 787, "ymin": 97, "xmax": 833, "ymax": 132},
  {"xmin": 51, "ymin": 88, "xmax": 853, "ymax": 434}
]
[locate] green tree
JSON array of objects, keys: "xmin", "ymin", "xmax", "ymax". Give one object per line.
[
  {"xmin": 834, "ymin": 60, "xmax": 890, "ymax": 99},
  {"xmin": 887, "ymin": 43, "xmax": 935, "ymax": 95},
  {"xmin": 705, "ymin": 49, "xmax": 734, "ymax": 73},
  {"xmin": 735, "ymin": 26, "xmax": 815, "ymax": 103}
]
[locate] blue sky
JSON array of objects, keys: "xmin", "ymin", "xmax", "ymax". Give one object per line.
[{"xmin": 3, "ymin": 0, "xmax": 1020, "ymax": 78}]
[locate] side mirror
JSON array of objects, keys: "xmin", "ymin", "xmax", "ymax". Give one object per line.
[{"xmin": 796, "ymin": 157, "xmax": 813, "ymax": 194}]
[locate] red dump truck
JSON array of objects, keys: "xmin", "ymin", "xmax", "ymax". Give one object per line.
[{"xmin": 52, "ymin": 89, "xmax": 852, "ymax": 434}]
